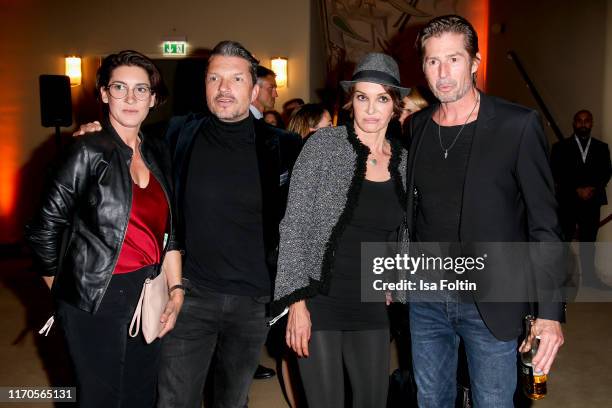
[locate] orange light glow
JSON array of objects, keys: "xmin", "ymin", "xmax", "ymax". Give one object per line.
[
  {"xmin": 271, "ymin": 57, "xmax": 288, "ymax": 88},
  {"xmin": 0, "ymin": 106, "xmax": 20, "ymax": 243},
  {"xmin": 65, "ymin": 56, "xmax": 82, "ymax": 86},
  {"xmin": 471, "ymin": 0, "xmax": 489, "ymax": 90},
  {"xmin": 0, "ymin": 143, "xmax": 18, "ymax": 217},
  {"xmin": 0, "ymin": 58, "xmax": 23, "ymax": 243}
]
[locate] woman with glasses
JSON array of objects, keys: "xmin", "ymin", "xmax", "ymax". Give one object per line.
[{"xmin": 26, "ymin": 50, "xmax": 182, "ymax": 408}]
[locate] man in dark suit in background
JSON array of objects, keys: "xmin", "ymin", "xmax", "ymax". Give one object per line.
[
  {"xmin": 551, "ymin": 110, "xmax": 611, "ymax": 287},
  {"xmin": 404, "ymin": 15, "xmax": 565, "ymax": 407}
]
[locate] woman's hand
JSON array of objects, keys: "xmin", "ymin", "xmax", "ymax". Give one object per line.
[
  {"xmin": 286, "ymin": 300, "xmax": 312, "ymax": 357},
  {"xmin": 158, "ymin": 290, "xmax": 184, "ymax": 338}
]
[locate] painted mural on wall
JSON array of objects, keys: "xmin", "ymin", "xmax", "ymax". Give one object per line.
[{"xmin": 319, "ymin": 0, "xmax": 464, "ymax": 88}]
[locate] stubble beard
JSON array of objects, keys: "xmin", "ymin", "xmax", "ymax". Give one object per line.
[
  {"xmin": 433, "ymin": 80, "xmax": 474, "ymax": 103},
  {"xmin": 209, "ymin": 96, "xmax": 249, "ymax": 122}
]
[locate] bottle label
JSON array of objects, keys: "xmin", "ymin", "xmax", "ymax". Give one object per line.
[{"xmin": 520, "ymin": 362, "xmax": 547, "ymax": 400}]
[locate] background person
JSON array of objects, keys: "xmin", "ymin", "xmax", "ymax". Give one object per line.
[
  {"xmin": 25, "ymin": 50, "xmax": 182, "ymax": 408},
  {"xmin": 250, "ymin": 65, "xmax": 278, "ymax": 119},
  {"xmin": 551, "ymin": 109, "xmax": 611, "ymax": 287},
  {"xmin": 286, "ymin": 103, "xmax": 332, "ymax": 139},
  {"xmin": 273, "ymin": 53, "xmax": 409, "ymax": 408},
  {"xmin": 281, "ymin": 97, "xmax": 305, "ymax": 124},
  {"xmin": 264, "ymin": 109, "xmax": 285, "ymax": 128},
  {"xmin": 398, "ymin": 87, "xmax": 429, "ymax": 126}
]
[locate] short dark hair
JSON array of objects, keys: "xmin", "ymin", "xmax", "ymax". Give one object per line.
[
  {"xmin": 263, "ymin": 110, "xmax": 285, "ymax": 129},
  {"xmin": 96, "ymin": 50, "xmax": 167, "ymax": 107},
  {"xmin": 256, "ymin": 65, "xmax": 276, "ymax": 80},
  {"xmin": 343, "ymin": 84, "xmax": 402, "ymax": 118},
  {"xmin": 416, "ymin": 15, "xmax": 479, "ymax": 61},
  {"xmin": 573, "ymin": 109, "xmax": 593, "ymax": 122},
  {"xmin": 208, "ymin": 40, "xmax": 259, "ymax": 85}
]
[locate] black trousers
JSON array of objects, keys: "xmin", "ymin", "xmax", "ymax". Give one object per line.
[
  {"xmin": 57, "ymin": 266, "xmax": 161, "ymax": 408},
  {"xmin": 157, "ymin": 281, "xmax": 270, "ymax": 408},
  {"xmin": 298, "ymin": 329, "xmax": 390, "ymax": 408},
  {"xmin": 560, "ymin": 201, "xmax": 601, "ymax": 284}
]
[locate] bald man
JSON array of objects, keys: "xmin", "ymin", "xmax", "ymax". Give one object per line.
[{"xmin": 551, "ymin": 110, "xmax": 611, "ymax": 287}]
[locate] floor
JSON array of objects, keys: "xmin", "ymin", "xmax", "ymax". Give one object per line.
[{"xmin": 1, "ymin": 254, "xmax": 611, "ymax": 407}]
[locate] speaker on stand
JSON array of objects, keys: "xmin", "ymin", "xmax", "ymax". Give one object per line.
[{"xmin": 39, "ymin": 75, "xmax": 73, "ymax": 151}]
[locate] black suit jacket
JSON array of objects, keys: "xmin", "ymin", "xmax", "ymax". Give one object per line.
[
  {"xmin": 550, "ymin": 135, "xmax": 611, "ymax": 207},
  {"xmin": 165, "ymin": 112, "xmax": 302, "ymax": 277},
  {"xmin": 406, "ymin": 92, "xmax": 565, "ymax": 341}
]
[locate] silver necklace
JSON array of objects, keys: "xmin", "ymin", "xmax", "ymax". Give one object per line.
[
  {"xmin": 437, "ymin": 94, "xmax": 480, "ymax": 159},
  {"xmin": 367, "ymin": 142, "xmax": 390, "ymax": 166}
]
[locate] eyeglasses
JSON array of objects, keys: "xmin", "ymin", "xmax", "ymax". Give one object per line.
[{"xmin": 106, "ymin": 82, "xmax": 152, "ymax": 100}]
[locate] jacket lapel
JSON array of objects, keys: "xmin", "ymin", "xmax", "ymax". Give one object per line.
[
  {"xmin": 254, "ymin": 119, "xmax": 281, "ymax": 255},
  {"xmin": 459, "ymin": 91, "xmax": 496, "ymax": 240},
  {"xmin": 406, "ymin": 106, "xmax": 434, "ymax": 234}
]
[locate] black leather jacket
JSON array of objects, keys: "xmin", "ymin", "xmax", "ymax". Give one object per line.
[{"xmin": 25, "ymin": 121, "xmax": 178, "ymax": 314}]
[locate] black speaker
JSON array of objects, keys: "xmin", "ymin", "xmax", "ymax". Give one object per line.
[{"xmin": 39, "ymin": 75, "xmax": 72, "ymax": 127}]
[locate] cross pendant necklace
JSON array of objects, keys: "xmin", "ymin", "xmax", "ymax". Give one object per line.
[{"xmin": 437, "ymin": 93, "xmax": 480, "ymax": 159}]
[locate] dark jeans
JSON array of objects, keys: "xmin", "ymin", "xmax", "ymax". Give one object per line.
[
  {"xmin": 157, "ymin": 281, "xmax": 269, "ymax": 408},
  {"xmin": 298, "ymin": 329, "xmax": 390, "ymax": 408},
  {"xmin": 57, "ymin": 265, "xmax": 161, "ymax": 408},
  {"xmin": 410, "ymin": 302, "xmax": 517, "ymax": 408}
]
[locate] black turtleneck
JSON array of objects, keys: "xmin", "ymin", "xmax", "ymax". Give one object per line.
[{"xmin": 183, "ymin": 114, "xmax": 269, "ymax": 296}]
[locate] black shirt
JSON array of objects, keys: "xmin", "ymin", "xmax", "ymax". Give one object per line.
[
  {"xmin": 415, "ymin": 119, "xmax": 476, "ymax": 242},
  {"xmin": 183, "ymin": 114, "xmax": 270, "ymax": 296},
  {"xmin": 308, "ymin": 178, "xmax": 404, "ymax": 331}
]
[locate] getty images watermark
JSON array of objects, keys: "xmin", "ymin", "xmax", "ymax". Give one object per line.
[
  {"xmin": 360, "ymin": 242, "xmax": 612, "ymax": 303},
  {"xmin": 371, "ymin": 252, "xmax": 487, "ymax": 292}
]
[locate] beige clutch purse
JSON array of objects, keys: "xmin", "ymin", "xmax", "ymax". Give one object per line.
[{"xmin": 129, "ymin": 268, "xmax": 168, "ymax": 344}]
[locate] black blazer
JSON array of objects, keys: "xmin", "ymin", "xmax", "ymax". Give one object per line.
[
  {"xmin": 550, "ymin": 135, "xmax": 611, "ymax": 207},
  {"xmin": 165, "ymin": 112, "xmax": 302, "ymax": 276},
  {"xmin": 406, "ymin": 92, "xmax": 565, "ymax": 341}
]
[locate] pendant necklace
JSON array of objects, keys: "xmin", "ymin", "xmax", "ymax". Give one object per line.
[
  {"xmin": 437, "ymin": 93, "xmax": 480, "ymax": 159},
  {"xmin": 368, "ymin": 141, "xmax": 390, "ymax": 166}
]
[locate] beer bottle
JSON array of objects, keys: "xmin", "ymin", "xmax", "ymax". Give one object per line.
[{"xmin": 520, "ymin": 315, "xmax": 547, "ymax": 400}]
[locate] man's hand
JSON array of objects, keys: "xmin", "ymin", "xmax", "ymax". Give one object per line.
[
  {"xmin": 286, "ymin": 300, "xmax": 311, "ymax": 357},
  {"xmin": 158, "ymin": 290, "xmax": 184, "ymax": 338},
  {"xmin": 519, "ymin": 318, "xmax": 564, "ymax": 374},
  {"xmin": 73, "ymin": 121, "xmax": 102, "ymax": 136},
  {"xmin": 576, "ymin": 186, "xmax": 595, "ymax": 201}
]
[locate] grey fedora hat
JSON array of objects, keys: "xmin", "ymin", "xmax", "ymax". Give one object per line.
[{"xmin": 340, "ymin": 52, "xmax": 410, "ymax": 97}]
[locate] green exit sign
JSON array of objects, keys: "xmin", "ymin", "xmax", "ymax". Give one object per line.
[{"xmin": 163, "ymin": 41, "xmax": 187, "ymax": 56}]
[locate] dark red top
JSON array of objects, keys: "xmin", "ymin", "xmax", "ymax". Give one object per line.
[{"xmin": 114, "ymin": 174, "xmax": 169, "ymax": 274}]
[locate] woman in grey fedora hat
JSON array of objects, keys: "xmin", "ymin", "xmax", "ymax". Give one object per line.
[{"xmin": 272, "ymin": 52, "xmax": 409, "ymax": 407}]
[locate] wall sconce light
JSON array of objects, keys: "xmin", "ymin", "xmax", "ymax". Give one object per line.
[
  {"xmin": 65, "ymin": 56, "xmax": 82, "ymax": 86},
  {"xmin": 271, "ymin": 57, "xmax": 288, "ymax": 88}
]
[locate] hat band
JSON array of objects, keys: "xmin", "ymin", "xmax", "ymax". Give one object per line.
[{"xmin": 351, "ymin": 70, "xmax": 401, "ymax": 87}]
